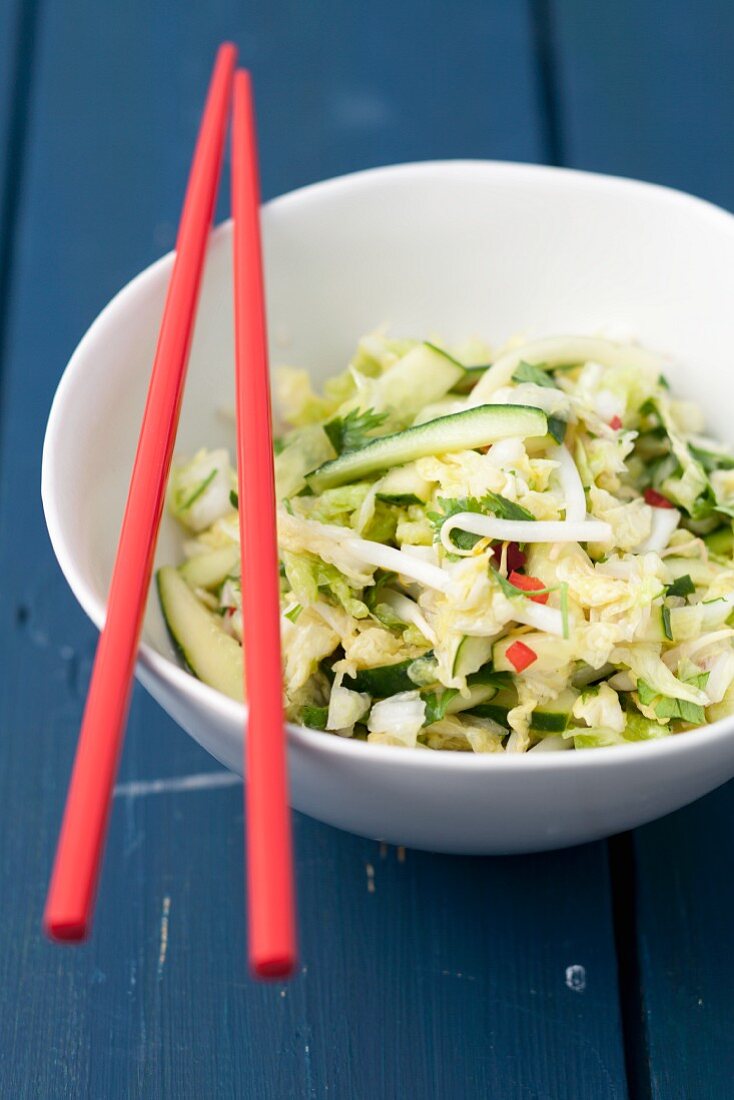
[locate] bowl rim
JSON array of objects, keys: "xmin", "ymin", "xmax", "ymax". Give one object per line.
[{"xmin": 42, "ymin": 157, "xmax": 734, "ymax": 772}]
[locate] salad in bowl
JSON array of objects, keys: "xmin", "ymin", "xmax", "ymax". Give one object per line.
[{"xmin": 159, "ymin": 330, "xmax": 734, "ymax": 754}]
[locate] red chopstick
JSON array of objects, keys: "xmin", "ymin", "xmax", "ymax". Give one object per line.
[
  {"xmin": 44, "ymin": 43, "xmax": 237, "ymax": 941},
  {"xmin": 231, "ymin": 70, "xmax": 296, "ymax": 978}
]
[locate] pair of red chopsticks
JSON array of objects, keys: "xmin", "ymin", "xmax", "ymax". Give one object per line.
[{"xmin": 44, "ymin": 45, "xmax": 296, "ymax": 979}]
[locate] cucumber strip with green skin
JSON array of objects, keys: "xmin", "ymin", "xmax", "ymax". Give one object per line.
[
  {"xmin": 467, "ymin": 666, "xmax": 513, "ymax": 689},
  {"xmin": 529, "ymin": 688, "xmax": 579, "ymax": 732},
  {"xmin": 530, "ymin": 712, "xmax": 569, "ymax": 733},
  {"xmin": 374, "ymin": 493, "xmax": 423, "ymax": 506},
  {"xmin": 375, "ymin": 464, "xmax": 432, "ymax": 505},
  {"xmin": 344, "ymin": 652, "xmax": 435, "ymax": 696},
  {"xmin": 452, "ymin": 635, "xmax": 495, "ymax": 679},
  {"xmin": 444, "ymin": 682, "xmax": 497, "ymax": 714},
  {"xmin": 466, "ymin": 703, "xmax": 510, "ymax": 726},
  {"xmin": 307, "ymin": 405, "xmax": 548, "ymax": 492},
  {"xmin": 157, "ymin": 566, "xmax": 244, "ymax": 702},
  {"xmin": 179, "ymin": 545, "xmax": 239, "ymax": 590},
  {"xmin": 371, "ymin": 343, "xmax": 464, "ymax": 422}
]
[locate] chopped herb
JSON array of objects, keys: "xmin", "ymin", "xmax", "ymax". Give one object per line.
[
  {"xmin": 512, "ymin": 360, "xmax": 557, "ymax": 388},
  {"xmin": 181, "ymin": 469, "xmax": 217, "ymax": 510},
  {"xmin": 429, "ymin": 492, "xmax": 535, "ymax": 551},
  {"xmin": 230, "ymin": 489, "xmax": 239, "ymax": 509},
  {"xmin": 662, "ymin": 605, "xmax": 673, "ymax": 641},
  {"xmin": 667, "ymin": 574, "xmax": 695, "ymax": 599},
  {"xmin": 422, "ymin": 688, "xmax": 460, "ymax": 725},
  {"xmin": 284, "ymin": 604, "xmax": 303, "ymax": 623},
  {"xmin": 547, "ymin": 416, "xmax": 567, "ymax": 444},
  {"xmin": 273, "ymin": 437, "xmax": 286, "ymax": 456},
  {"xmin": 658, "ymin": 373, "xmax": 671, "ymax": 390},
  {"xmin": 324, "ymin": 407, "xmax": 389, "ymax": 455},
  {"xmin": 491, "ymin": 566, "xmax": 556, "ymax": 602},
  {"xmin": 492, "ymin": 567, "xmax": 520, "ymax": 598},
  {"xmin": 301, "ymin": 705, "xmax": 329, "ymax": 730},
  {"xmin": 482, "ymin": 491, "xmax": 536, "ymax": 522}
]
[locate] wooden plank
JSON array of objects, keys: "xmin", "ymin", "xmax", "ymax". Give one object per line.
[
  {"xmin": 551, "ymin": 0, "xmax": 734, "ymax": 207},
  {"xmin": 552, "ymin": 3, "xmax": 734, "ymax": 1096},
  {"xmin": 0, "ymin": 2, "xmax": 628, "ymax": 1096},
  {"xmin": 0, "ymin": 0, "xmax": 35, "ymax": 348}
]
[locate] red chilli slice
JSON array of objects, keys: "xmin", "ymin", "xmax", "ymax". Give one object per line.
[
  {"xmin": 508, "ymin": 571, "xmax": 549, "ymax": 604},
  {"xmin": 609, "ymin": 415, "xmax": 623, "ymax": 431},
  {"xmin": 644, "ymin": 487, "xmax": 674, "ymax": 509},
  {"xmin": 506, "ymin": 640, "xmax": 537, "ymax": 673}
]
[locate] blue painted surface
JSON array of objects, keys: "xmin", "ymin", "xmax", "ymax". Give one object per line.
[{"xmin": 0, "ymin": 1, "xmax": 731, "ymax": 1096}]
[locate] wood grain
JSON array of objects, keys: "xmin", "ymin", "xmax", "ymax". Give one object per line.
[
  {"xmin": 0, "ymin": 1, "xmax": 631, "ymax": 1096},
  {"xmin": 553, "ymin": 2, "xmax": 734, "ymax": 1096}
]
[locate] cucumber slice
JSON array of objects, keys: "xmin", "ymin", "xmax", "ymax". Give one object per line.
[
  {"xmin": 376, "ymin": 465, "xmax": 432, "ymax": 505},
  {"xmin": 529, "ymin": 688, "xmax": 579, "ymax": 733},
  {"xmin": 466, "ymin": 702, "xmax": 511, "ymax": 727},
  {"xmin": 444, "ymin": 682, "xmax": 497, "ymax": 714},
  {"xmin": 372, "ymin": 343, "xmax": 463, "ymax": 420},
  {"xmin": 452, "ymin": 635, "xmax": 495, "ymax": 679},
  {"xmin": 179, "ymin": 545, "xmax": 239, "ymax": 591},
  {"xmin": 343, "ymin": 652, "xmax": 436, "ymax": 696},
  {"xmin": 307, "ymin": 404, "xmax": 547, "ymax": 492},
  {"xmin": 157, "ymin": 566, "xmax": 244, "ymax": 702},
  {"xmin": 638, "ymin": 604, "xmax": 705, "ymax": 643}
]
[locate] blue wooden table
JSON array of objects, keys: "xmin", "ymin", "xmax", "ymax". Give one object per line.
[{"xmin": 1, "ymin": 2, "xmax": 733, "ymax": 1096}]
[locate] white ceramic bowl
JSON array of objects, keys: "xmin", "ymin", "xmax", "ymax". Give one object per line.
[{"xmin": 43, "ymin": 161, "xmax": 734, "ymax": 854}]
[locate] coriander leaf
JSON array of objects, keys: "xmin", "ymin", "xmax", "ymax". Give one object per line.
[
  {"xmin": 422, "ymin": 688, "xmax": 460, "ymax": 725},
  {"xmin": 230, "ymin": 489, "xmax": 239, "ymax": 509},
  {"xmin": 428, "ymin": 492, "xmax": 535, "ymax": 550},
  {"xmin": 666, "ymin": 574, "xmax": 695, "ymax": 599},
  {"xmin": 482, "ymin": 491, "xmax": 536, "ymax": 521},
  {"xmin": 324, "ymin": 407, "xmax": 389, "ymax": 455},
  {"xmin": 490, "ymin": 566, "xmax": 557, "ymax": 601},
  {"xmin": 512, "ymin": 360, "xmax": 557, "ymax": 388},
  {"xmin": 491, "ymin": 567, "xmax": 520, "ymax": 598},
  {"xmin": 662, "ymin": 604, "xmax": 673, "ymax": 640}
]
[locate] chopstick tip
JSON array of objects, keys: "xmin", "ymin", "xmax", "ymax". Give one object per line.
[{"xmin": 43, "ymin": 911, "xmax": 90, "ymax": 944}]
